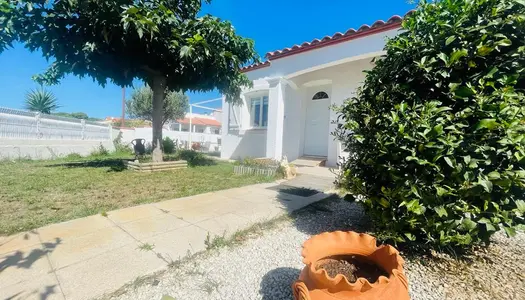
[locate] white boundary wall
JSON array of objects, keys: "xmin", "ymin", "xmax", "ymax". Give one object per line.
[{"xmin": 0, "ymin": 107, "xmax": 114, "ymax": 159}]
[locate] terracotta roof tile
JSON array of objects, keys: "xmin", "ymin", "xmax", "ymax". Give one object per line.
[
  {"xmin": 265, "ymin": 12, "xmax": 413, "ymax": 60},
  {"xmin": 240, "ymin": 11, "xmax": 414, "ymax": 72},
  {"xmin": 176, "ymin": 117, "xmax": 221, "ymax": 127},
  {"xmin": 240, "ymin": 61, "xmax": 271, "ymax": 73}
]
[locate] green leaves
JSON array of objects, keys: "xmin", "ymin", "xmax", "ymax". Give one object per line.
[
  {"xmin": 8, "ymin": 0, "xmax": 258, "ymax": 103},
  {"xmin": 454, "ymin": 86, "xmax": 475, "ymax": 98},
  {"xmin": 461, "ymin": 218, "xmax": 477, "ymax": 231},
  {"xmin": 515, "ymin": 200, "xmax": 525, "ymax": 213},
  {"xmin": 434, "ymin": 206, "xmax": 448, "ymax": 217},
  {"xmin": 449, "ymin": 49, "xmax": 468, "ymax": 65},
  {"xmin": 445, "ymin": 36, "xmax": 456, "ymax": 46},
  {"xmin": 504, "ymin": 226, "xmax": 516, "ymax": 237},
  {"xmin": 476, "ymin": 119, "xmax": 499, "ymax": 131},
  {"xmin": 179, "ymin": 45, "xmax": 193, "ymax": 58},
  {"xmin": 334, "ymin": 0, "xmax": 525, "ymax": 251},
  {"xmin": 478, "ymin": 179, "xmax": 493, "ymax": 193}
]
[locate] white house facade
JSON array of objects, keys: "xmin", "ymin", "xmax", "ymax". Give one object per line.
[{"xmin": 220, "ymin": 13, "xmax": 409, "ymax": 167}]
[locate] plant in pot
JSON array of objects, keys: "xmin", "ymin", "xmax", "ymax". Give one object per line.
[{"xmin": 293, "ymin": 231, "xmax": 409, "ymax": 300}]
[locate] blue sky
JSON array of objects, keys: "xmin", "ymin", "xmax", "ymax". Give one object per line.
[{"xmin": 0, "ymin": 0, "xmax": 414, "ymax": 118}]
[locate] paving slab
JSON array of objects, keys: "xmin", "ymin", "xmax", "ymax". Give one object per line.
[
  {"xmin": 195, "ymin": 213, "xmax": 253, "ymax": 237},
  {"xmin": 107, "ymin": 204, "xmax": 163, "ymax": 224},
  {"xmin": 1, "ymin": 273, "xmax": 65, "ymax": 300},
  {"xmin": 120, "ymin": 213, "xmax": 191, "ymax": 241},
  {"xmin": 143, "ymin": 225, "xmax": 209, "ymax": 263},
  {"xmin": 55, "ymin": 243, "xmax": 165, "ymax": 300},
  {"xmin": 38, "ymin": 215, "xmax": 114, "ymax": 243},
  {"xmin": 0, "ymin": 231, "xmax": 41, "ymax": 255},
  {"xmin": 281, "ymin": 172, "xmax": 335, "ymax": 191},
  {"xmin": 0, "ymin": 179, "xmax": 333, "ymax": 300},
  {"xmin": 232, "ymin": 202, "xmax": 286, "ymax": 224},
  {"xmin": 153, "ymin": 198, "xmax": 201, "ymax": 212},
  {"xmin": 0, "ymin": 244, "xmax": 53, "ymax": 289},
  {"xmin": 169, "ymin": 207, "xmax": 220, "ymax": 224},
  {"xmin": 46, "ymin": 226, "xmax": 135, "ymax": 270}
]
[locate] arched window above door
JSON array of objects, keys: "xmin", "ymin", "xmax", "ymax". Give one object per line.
[{"xmin": 312, "ymin": 91, "xmax": 329, "ymax": 100}]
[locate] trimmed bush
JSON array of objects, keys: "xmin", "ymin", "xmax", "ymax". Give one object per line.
[
  {"xmin": 335, "ymin": 0, "xmax": 525, "ymax": 249},
  {"xmin": 163, "ymin": 137, "xmax": 176, "ymax": 154},
  {"xmin": 176, "ymin": 149, "xmax": 215, "ymax": 167}
]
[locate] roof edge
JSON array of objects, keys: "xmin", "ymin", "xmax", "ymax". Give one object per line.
[
  {"xmin": 267, "ymin": 22, "xmax": 402, "ymax": 61},
  {"xmin": 240, "ymin": 61, "xmax": 270, "ymax": 73}
]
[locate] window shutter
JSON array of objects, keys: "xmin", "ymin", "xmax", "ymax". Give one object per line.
[{"xmin": 228, "ymin": 104, "xmax": 241, "ymax": 130}]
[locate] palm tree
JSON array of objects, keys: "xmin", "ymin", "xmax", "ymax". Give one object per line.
[{"xmin": 25, "ymin": 86, "xmax": 60, "ymax": 114}]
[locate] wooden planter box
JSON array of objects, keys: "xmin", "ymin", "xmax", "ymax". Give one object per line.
[
  {"xmin": 233, "ymin": 165, "xmax": 278, "ymax": 177},
  {"xmin": 125, "ymin": 160, "xmax": 188, "ymax": 172}
]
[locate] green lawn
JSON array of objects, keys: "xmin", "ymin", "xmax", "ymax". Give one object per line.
[{"xmin": 0, "ymin": 156, "xmax": 274, "ymax": 235}]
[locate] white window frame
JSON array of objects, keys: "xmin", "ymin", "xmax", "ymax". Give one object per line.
[{"xmin": 248, "ymin": 95, "xmax": 268, "ymax": 129}]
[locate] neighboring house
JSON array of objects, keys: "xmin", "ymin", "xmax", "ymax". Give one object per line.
[
  {"xmin": 169, "ymin": 113, "xmax": 222, "ymax": 135},
  {"xmin": 220, "ymin": 13, "xmax": 409, "ymax": 167}
]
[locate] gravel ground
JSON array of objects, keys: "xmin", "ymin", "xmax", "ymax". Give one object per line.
[{"xmin": 104, "ymin": 198, "xmax": 525, "ymax": 300}]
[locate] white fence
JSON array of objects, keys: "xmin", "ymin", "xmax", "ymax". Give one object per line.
[
  {"xmin": 0, "ymin": 107, "xmax": 111, "ymax": 140},
  {"xmin": 0, "ymin": 107, "xmax": 114, "ymax": 159},
  {"xmin": 120, "ymin": 127, "xmax": 221, "ymax": 152}
]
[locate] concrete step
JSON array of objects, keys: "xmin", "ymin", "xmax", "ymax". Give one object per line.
[{"xmin": 291, "ymin": 156, "xmax": 327, "ymax": 167}]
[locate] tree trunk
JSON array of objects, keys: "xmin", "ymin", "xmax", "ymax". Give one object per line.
[{"xmin": 151, "ymin": 75, "xmax": 167, "ymax": 162}]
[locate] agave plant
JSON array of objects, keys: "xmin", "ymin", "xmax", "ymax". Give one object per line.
[{"xmin": 25, "ymin": 86, "xmax": 60, "ymax": 114}]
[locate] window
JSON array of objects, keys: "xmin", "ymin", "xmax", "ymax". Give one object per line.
[
  {"xmin": 228, "ymin": 104, "xmax": 241, "ymax": 129},
  {"xmin": 312, "ymin": 91, "xmax": 329, "ymax": 100},
  {"xmin": 249, "ymin": 96, "xmax": 268, "ymax": 128}
]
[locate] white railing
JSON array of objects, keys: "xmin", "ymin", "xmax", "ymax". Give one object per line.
[
  {"xmin": 121, "ymin": 127, "xmax": 222, "ymax": 152},
  {"xmin": 0, "ymin": 107, "xmax": 111, "ymax": 141}
]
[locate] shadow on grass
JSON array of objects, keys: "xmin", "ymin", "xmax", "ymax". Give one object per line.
[{"xmin": 45, "ymin": 158, "xmax": 130, "ymax": 172}]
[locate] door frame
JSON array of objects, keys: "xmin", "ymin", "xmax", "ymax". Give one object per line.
[{"xmin": 303, "ymin": 90, "xmax": 330, "ymax": 157}]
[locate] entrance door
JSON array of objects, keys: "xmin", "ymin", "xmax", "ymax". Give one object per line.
[{"xmin": 303, "ymin": 91, "xmax": 330, "ymax": 157}]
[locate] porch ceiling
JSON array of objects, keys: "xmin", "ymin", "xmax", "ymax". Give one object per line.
[{"xmin": 288, "ymin": 57, "xmax": 374, "ymax": 87}]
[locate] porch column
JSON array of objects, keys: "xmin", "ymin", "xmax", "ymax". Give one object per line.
[{"xmin": 266, "ymin": 78, "xmax": 285, "ymax": 160}]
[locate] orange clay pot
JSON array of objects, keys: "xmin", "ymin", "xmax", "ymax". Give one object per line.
[{"xmin": 292, "ymin": 231, "xmax": 410, "ymax": 300}]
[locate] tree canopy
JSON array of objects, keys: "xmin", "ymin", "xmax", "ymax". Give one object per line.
[
  {"xmin": 126, "ymin": 86, "xmax": 189, "ymax": 124},
  {"xmin": 3, "ymin": 0, "xmax": 258, "ymax": 161},
  {"xmin": 3, "ymin": 0, "xmax": 257, "ymax": 99}
]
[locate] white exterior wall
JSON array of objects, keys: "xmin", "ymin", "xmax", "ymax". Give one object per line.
[
  {"xmin": 0, "ymin": 140, "xmax": 115, "ymax": 160},
  {"xmin": 221, "ymin": 27, "xmax": 398, "ymax": 163},
  {"xmin": 220, "ymin": 130, "xmax": 267, "ymax": 159}
]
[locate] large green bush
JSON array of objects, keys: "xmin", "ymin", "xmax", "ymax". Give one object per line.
[
  {"xmin": 335, "ymin": 0, "xmax": 525, "ymax": 249},
  {"xmin": 162, "ymin": 137, "xmax": 176, "ymax": 154}
]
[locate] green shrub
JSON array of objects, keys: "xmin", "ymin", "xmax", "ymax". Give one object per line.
[
  {"xmin": 163, "ymin": 137, "xmax": 176, "ymax": 154},
  {"xmin": 113, "ymin": 131, "xmax": 132, "ymax": 154},
  {"xmin": 176, "ymin": 149, "xmax": 215, "ymax": 167},
  {"xmin": 237, "ymin": 157, "xmax": 279, "ymax": 168},
  {"xmin": 90, "ymin": 144, "xmax": 110, "ymax": 157},
  {"xmin": 335, "ymin": 0, "xmax": 525, "ymax": 249}
]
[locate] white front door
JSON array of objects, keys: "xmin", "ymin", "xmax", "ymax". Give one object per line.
[{"xmin": 303, "ymin": 92, "xmax": 330, "ymax": 157}]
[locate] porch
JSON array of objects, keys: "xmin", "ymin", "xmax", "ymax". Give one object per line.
[{"xmin": 221, "ymin": 57, "xmax": 373, "ymax": 167}]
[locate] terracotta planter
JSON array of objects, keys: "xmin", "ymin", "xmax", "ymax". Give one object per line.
[{"xmin": 293, "ymin": 231, "xmax": 409, "ymax": 300}]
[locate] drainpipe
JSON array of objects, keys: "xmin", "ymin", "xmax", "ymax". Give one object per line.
[{"xmin": 188, "ymin": 105, "xmax": 192, "ymax": 149}]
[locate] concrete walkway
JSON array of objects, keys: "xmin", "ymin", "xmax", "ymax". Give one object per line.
[{"xmin": 0, "ymin": 174, "xmax": 334, "ymax": 300}]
